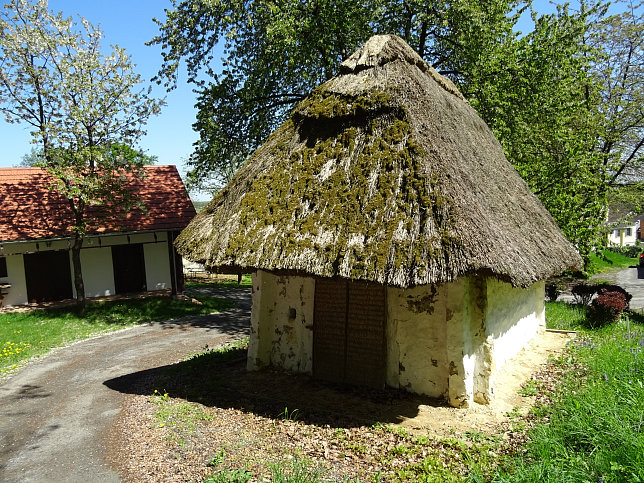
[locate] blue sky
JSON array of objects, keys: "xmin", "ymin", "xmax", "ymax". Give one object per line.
[{"xmin": 0, "ymin": 0, "xmax": 587, "ymax": 200}]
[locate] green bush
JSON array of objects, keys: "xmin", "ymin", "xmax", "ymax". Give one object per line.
[
  {"xmin": 606, "ymin": 245, "xmax": 641, "ymax": 258},
  {"xmin": 545, "ymin": 282, "xmax": 561, "ymax": 302}
]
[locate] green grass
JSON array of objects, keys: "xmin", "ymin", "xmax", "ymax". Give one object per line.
[
  {"xmin": 0, "ymin": 294, "xmax": 235, "ymax": 374},
  {"xmin": 586, "ymin": 249, "xmax": 638, "ymax": 275},
  {"xmin": 499, "ymin": 308, "xmax": 644, "ymax": 482},
  {"xmin": 546, "ymin": 301, "xmax": 589, "ymax": 330},
  {"xmin": 186, "ymin": 273, "xmax": 252, "ymax": 288}
]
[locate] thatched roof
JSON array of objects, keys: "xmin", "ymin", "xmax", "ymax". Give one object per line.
[{"xmin": 176, "ymin": 34, "xmax": 582, "ymax": 288}]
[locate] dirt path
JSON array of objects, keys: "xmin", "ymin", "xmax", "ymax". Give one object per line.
[{"xmin": 0, "ymin": 288, "xmax": 250, "ymax": 483}]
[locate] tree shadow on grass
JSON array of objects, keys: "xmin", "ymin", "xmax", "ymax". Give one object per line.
[
  {"xmin": 103, "ymin": 346, "xmax": 437, "ymax": 429},
  {"xmin": 3, "ymin": 294, "xmax": 244, "ymax": 331}
]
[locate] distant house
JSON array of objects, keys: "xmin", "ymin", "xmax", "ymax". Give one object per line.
[
  {"xmin": 0, "ymin": 165, "xmax": 196, "ymax": 306},
  {"xmin": 606, "ymin": 208, "xmax": 642, "ymax": 246},
  {"xmin": 175, "ymin": 35, "xmax": 582, "ymax": 408}
]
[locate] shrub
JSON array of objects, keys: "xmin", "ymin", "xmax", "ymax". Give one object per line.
[
  {"xmin": 606, "ymin": 245, "xmax": 641, "ymax": 258},
  {"xmin": 545, "ymin": 282, "xmax": 561, "ymax": 302},
  {"xmin": 595, "ymin": 283, "xmax": 632, "ymax": 308},
  {"xmin": 571, "ymin": 282, "xmax": 597, "ymax": 305},
  {"xmin": 587, "ymin": 291, "xmax": 627, "ymax": 327}
]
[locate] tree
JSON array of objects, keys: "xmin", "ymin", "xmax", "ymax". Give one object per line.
[
  {"xmin": 591, "ymin": 0, "xmax": 643, "ymax": 185},
  {"xmin": 0, "ymin": 0, "xmax": 163, "ymax": 309},
  {"xmin": 150, "ymin": 0, "xmax": 619, "ymax": 263}
]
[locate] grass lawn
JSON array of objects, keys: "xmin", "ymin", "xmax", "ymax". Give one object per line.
[
  {"xmin": 497, "ymin": 304, "xmax": 644, "ymax": 482},
  {"xmin": 586, "ymin": 249, "xmax": 638, "ymax": 275},
  {"xmin": 0, "ymin": 294, "xmax": 234, "ymax": 375},
  {"xmin": 185, "ymin": 273, "xmax": 252, "ymax": 289}
]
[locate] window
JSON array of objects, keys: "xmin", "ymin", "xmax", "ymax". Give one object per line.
[
  {"xmin": 0, "ymin": 257, "xmax": 7, "ymax": 278},
  {"xmin": 626, "ymin": 228, "xmax": 632, "ymax": 237}
]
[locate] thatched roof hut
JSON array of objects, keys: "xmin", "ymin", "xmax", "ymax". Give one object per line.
[
  {"xmin": 177, "ymin": 35, "xmax": 581, "ymax": 407},
  {"xmin": 177, "ymin": 34, "xmax": 581, "ymax": 288}
]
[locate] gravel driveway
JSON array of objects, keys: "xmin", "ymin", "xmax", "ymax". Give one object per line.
[{"xmin": 0, "ymin": 287, "xmax": 250, "ymax": 482}]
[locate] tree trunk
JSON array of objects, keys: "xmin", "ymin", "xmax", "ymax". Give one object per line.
[{"xmin": 71, "ymin": 233, "xmax": 86, "ymax": 312}]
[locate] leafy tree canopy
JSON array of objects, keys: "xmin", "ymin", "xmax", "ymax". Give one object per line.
[{"xmin": 150, "ymin": 0, "xmax": 642, "ymax": 264}]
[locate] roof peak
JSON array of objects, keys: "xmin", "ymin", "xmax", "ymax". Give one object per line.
[
  {"xmin": 339, "ymin": 34, "xmax": 463, "ymax": 100},
  {"xmin": 340, "ymin": 34, "xmax": 426, "ymax": 74}
]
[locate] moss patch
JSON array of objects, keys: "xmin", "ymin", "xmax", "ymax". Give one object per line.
[{"xmin": 221, "ymin": 87, "xmax": 459, "ymax": 284}]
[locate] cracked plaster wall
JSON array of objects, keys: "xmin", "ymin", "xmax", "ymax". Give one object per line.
[
  {"xmin": 247, "ymin": 271, "xmax": 544, "ymax": 409},
  {"xmin": 246, "ymin": 270, "xmax": 314, "ymax": 373}
]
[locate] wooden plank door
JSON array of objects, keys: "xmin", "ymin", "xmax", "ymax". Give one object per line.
[
  {"xmin": 345, "ymin": 281, "xmax": 386, "ymax": 387},
  {"xmin": 24, "ymin": 250, "xmax": 73, "ymax": 303},
  {"xmin": 313, "ymin": 278, "xmax": 347, "ymax": 383},
  {"xmin": 111, "ymin": 244, "xmax": 147, "ymax": 294},
  {"xmin": 313, "ymin": 278, "xmax": 386, "ymax": 388}
]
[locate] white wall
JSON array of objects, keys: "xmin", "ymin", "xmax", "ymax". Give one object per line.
[
  {"xmin": 75, "ymin": 247, "xmax": 115, "ymax": 298},
  {"xmin": 144, "ymin": 242, "xmax": 172, "ymax": 291},
  {"xmin": 246, "ymin": 272, "xmax": 544, "ymax": 408},
  {"xmin": 247, "ymin": 270, "xmax": 315, "ymax": 373},
  {"xmin": 386, "ymin": 284, "xmax": 449, "ymax": 398},
  {"xmin": 383, "ymin": 276, "xmax": 543, "ymax": 407},
  {"xmin": 483, "ymin": 279, "xmax": 545, "ymax": 396},
  {"xmin": 1, "ymin": 254, "xmax": 28, "ymax": 306}
]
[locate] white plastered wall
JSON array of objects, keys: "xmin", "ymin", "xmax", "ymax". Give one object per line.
[
  {"xmin": 247, "ymin": 270, "xmax": 315, "ymax": 373},
  {"xmin": 144, "ymin": 242, "xmax": 172, "ymax": 291},
  {"xmin": 75, "ymin": 247, "xmax": 115, "ymax": 298},
  {"xmin": 1, "ymin": 254, "xmax": 28, "ymax": 306},
  {"xmin": 482, "ymin": 279, "xmax": 545, "ymax": 400},
  {"xmin": 385, "ymin": 276, "xmax": 544, "ymax": 407},
  {"xmin": 386, "ymin": 283, "xmax": 449, "ymax": 398}
]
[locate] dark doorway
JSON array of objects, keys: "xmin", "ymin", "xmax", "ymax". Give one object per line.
[
  {"xmin": 111, "ymin": 244, "xmax": 147, "ymax": 294},
  {"xmin": 313, "ymin": 278, "xmax": 386, "ymax": 388},
  {"xmin": 24, "ymin": 250, "xmax": 73, "ymax": 303}
]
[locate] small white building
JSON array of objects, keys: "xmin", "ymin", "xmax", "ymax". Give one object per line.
[
  {"xmin": 0, "ymin": 165, "xmax": 196, "ymax": 306},
  {"xmin": 176, "ymin": 35, "xmax": 582, "ymax": 407},
  {"xmin": 607, "ymin": 219, "xmax": 641, "ymax": 247}
]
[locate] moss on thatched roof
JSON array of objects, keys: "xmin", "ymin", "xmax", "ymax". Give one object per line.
[{"xmin": 176, "ymin": 34, "xmax": 582, "ymax": 288}]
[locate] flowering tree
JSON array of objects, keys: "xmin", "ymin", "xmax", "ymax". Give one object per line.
[{"xmin": 0, "ymin": 0, "xmax": 164, "ymax": 309}]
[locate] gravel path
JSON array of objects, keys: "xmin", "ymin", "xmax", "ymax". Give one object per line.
[{"xmin": 0, "ymin": 288, "xmax": 250, "ymax": 482}]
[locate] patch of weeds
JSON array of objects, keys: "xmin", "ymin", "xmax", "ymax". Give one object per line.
[
  {"xmin": 152, "ymin": 390, "xmax": 212, "ymax": 439},
  {"xmin": 204, "ymin": 468, "xmax": 254, "ymax": 483},
  {"xmin": 390, "ymin": 444, "xmax": 413, "ymax": 456},
  {"xmin": 394, "ymin": 426, "xmax": 410, "ymax": 439},
  {"xmin": 269, "ymin": 456, "xmax": 322, "ymax": 482},
  {"xmin": 505, "ymin": 406, "xmax": 522, "ymax": 419},
  {"xmin": 345, "ymin": 442, "xmax": 368, "ymax": 454},
  {"xmin": 413, "ymin": 435, "xmax": 432, "ymax": 446},
  {"xmin": 517, "ymin": 379, "xmax": 541, "ymax": 397},
  {"xmin": 278, "ymin": 407, "xmax": 301, "ymax": 421},
  {"xmin": 528, "ymin": 403, "xmax": 551, "ymax": 419},
  {"xmin": 463, "ymin": 430, "xmax": 500, "ymax": 444},
  {"xmin": 208, "ymin": 449, "xmax": 227, "ymax": 468},
  {"xmin": 405, "ymin": 454, "xmax": 463, "ymax": 482}
]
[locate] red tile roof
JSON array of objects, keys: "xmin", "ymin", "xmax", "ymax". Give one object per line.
[{"xmin": 0, "ymin": 165, "xmax": 197, "ymax": 242}]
